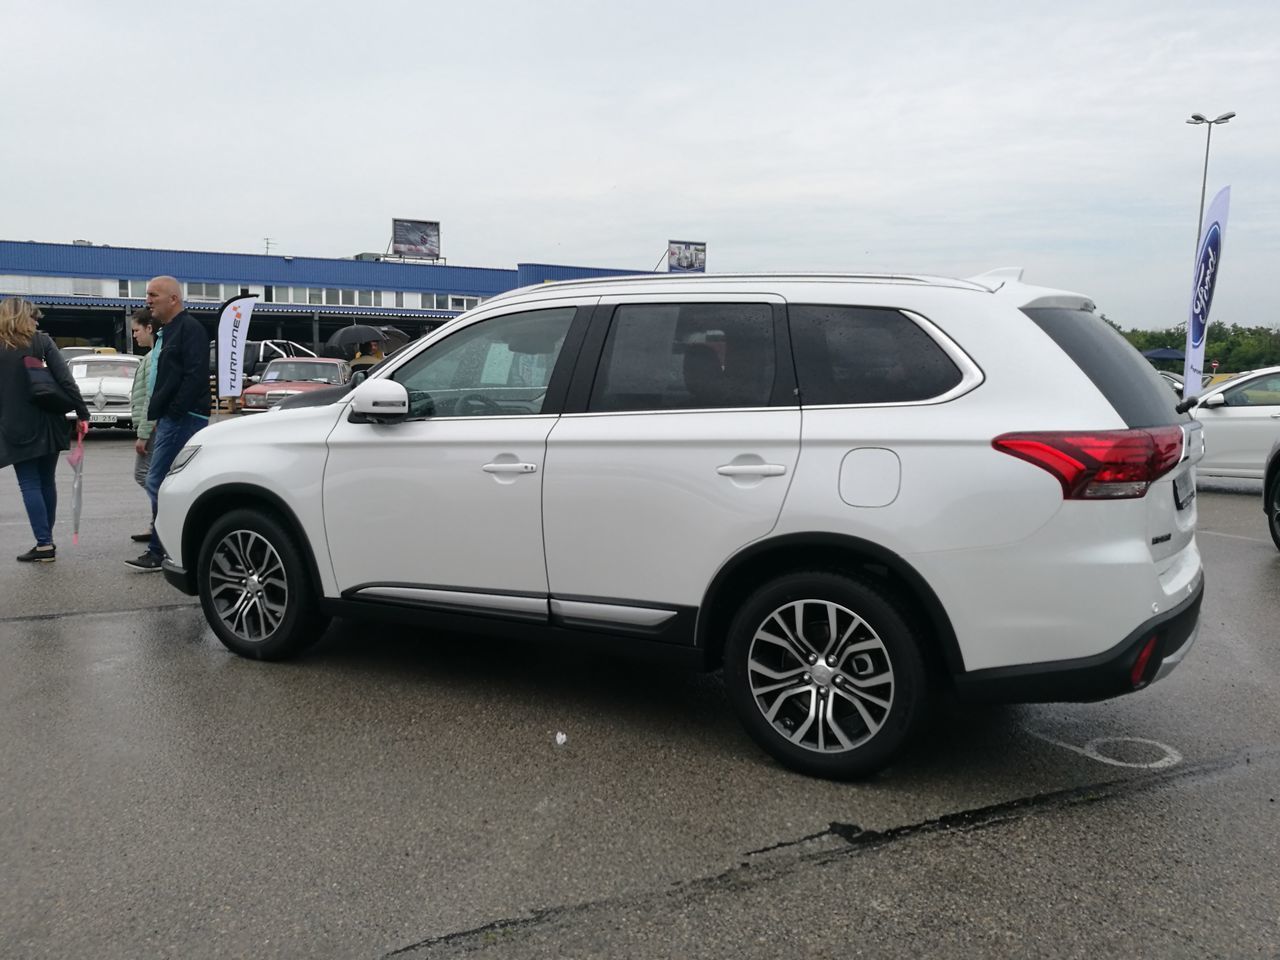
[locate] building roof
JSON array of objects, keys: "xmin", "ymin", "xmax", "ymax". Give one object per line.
[
  {"xmin": 0, "ymin": 293, "xmax": 456, "ymax": 320},
  {"xmin": 0, "ymin": 240, "xmax": 646, "ymax": 295}
]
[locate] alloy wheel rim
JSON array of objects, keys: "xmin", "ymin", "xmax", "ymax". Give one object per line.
[
  {"xmin": 747, "ymin": 598, "xmax": 895, "ymax": 754},
  {"xmin": 208, "ymin": 529, "xmax": 288, "ymax": 643}
]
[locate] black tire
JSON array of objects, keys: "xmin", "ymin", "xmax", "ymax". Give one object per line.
[
  {"xmin": 724, "ymin": 570, "xmax": 928, "ymax": 780},
  {"xmin": 196, "ymin": 508, "xmax": 329, "ymax": 660},
  {"xmin": 1268, "ymin": 474, "xmax": 1280, "ymax": 552}
]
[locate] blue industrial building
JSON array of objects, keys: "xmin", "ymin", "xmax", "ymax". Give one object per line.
[{"xmin": 0, "ymin": 239, "xmax": 644, "ymax": 353}]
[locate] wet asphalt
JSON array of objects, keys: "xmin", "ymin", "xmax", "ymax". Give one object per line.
[{"xmin": 1, "ymin": 435, "xmax": 1277, "ymax": 959}]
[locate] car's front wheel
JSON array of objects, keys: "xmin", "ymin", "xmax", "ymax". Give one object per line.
[
  {"xmin": 1268, "ymin": 474, "xmax": 1280, "ymax": 552},
  {"xmin": 196, "ymin": 508, "xmax": 329, "ymax": 660},
  {"xmin": 724, "ymin": 571, "xmax": 928, "ymax": 780}
]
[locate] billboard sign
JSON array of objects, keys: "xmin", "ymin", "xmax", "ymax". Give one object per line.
[
  {"xmin": 668, "ymin": 240, "xmax": 706, "ymax": 273},
  {"xmin": 391, "ymin": 219, "xmax": 441, "ymax": 259}
]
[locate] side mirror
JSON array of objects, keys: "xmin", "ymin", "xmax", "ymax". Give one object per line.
[
  {"xmin": 351, "ymin": 369, "xmax": 367, "ymax": 386},
  {"xmin": 1199, "ymin": 393, "xmax": 1226, "ymax": 409},
  {"xmin": 348, "ymin": 379, "xmax": 409, "ymax": 424}
]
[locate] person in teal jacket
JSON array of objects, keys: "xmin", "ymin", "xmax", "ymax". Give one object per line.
[{"xmin": 128, "ymin": 309, "xmax": 157, "ymax": 543}]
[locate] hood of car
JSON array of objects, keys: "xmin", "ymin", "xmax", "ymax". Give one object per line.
[
  {"xmin": 244, "ymin": 379, "xmax": 336, "ymax": 395},
  {"xmin": 72, "ymin": 376, "xmax": 134, "ymax": 400}
]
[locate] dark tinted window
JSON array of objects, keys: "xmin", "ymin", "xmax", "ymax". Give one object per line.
[
  {"xmin": 1021, "ymin": 308, "xmax": 1182, "ymax": 427},
  {"xmin": 588, "ymin": 303, "xmax": 775, "ymax": 412},
  {"xmin": 789, "ymin": 305, "xmax": 961, "ymax": 404}
]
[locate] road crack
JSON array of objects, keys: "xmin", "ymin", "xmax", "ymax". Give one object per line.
[{"xmin": 383, "ymin": 745, "xmax": 1278, "ymax": 958}]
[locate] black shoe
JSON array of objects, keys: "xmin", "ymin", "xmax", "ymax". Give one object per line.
[
  {"xmin": 130, "ymin": 531, "xmax": 153, "ymax": 543},
  {"xmin": 124, "ymin": 552, "xmax": 163, "ymax": 572},
  {"xmin": 17, "ymin": 544, "xmax": 56, "ymax": 563}
]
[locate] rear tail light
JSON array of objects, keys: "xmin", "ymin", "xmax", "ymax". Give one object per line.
[
  {"xmin": 1130, "ymin": 635, "xmax": 1159, "ymax": 688},
  {"xmin": 992, "ymin": 426, "xmax": 1184, "ymax": 500}
]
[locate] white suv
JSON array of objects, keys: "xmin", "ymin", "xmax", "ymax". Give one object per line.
[{"xmin": 157, "ymin": 271, "xmax": 1204, "ymax": 779}]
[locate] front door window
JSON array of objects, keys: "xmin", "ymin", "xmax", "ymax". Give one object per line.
[{"xmin": 392, "ymin": 307, "xmax": 576, "ymax": 418}]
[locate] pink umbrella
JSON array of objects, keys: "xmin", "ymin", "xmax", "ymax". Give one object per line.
[{"xmin": 67, "ymin": 426, "xmax": 86, "ymax": 546}]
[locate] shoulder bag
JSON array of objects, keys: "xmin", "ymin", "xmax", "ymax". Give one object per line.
[{"xmin": 23, "ymin": 335, "xmax": 78, "ymax": 414}]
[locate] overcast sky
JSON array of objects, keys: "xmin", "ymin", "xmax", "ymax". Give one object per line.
[{"xmin": 2, "ymin": 0, "xmax": 1276, "ymax": 330}]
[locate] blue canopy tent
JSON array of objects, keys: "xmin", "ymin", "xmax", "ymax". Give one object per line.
[{"xmin": 1142, "ymin": 347, "xmax": 1185, "ymax": 361}]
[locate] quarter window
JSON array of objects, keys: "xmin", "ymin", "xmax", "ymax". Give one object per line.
[
  {"xmin": 392, "ymin": 307, "xmax": 576, "ymax": 418},
  {"xmin": 789, "ymin": 305, "xmax": 961, "ymax": 405},
  {"xmin": 588, "ymin": 303, "xmax": 776, "ymax": 413}
]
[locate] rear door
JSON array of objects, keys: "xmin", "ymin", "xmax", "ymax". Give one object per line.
[{"xmin": 541, "ymin": 295, "xmax": 799, "ymax": 634}]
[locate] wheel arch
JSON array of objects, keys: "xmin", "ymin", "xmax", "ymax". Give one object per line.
[
  {"xmin": 697, "ymin": 533, "xmax": 964, "ymax": 677},
  {"xmin": 180, "ymin": 484, "xmax": 327, "ymax": 596}
]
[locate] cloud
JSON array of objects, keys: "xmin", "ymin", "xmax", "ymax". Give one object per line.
[{"xmin": 2, "ymin": 0, "xmax": 1277, "ymax": 329}]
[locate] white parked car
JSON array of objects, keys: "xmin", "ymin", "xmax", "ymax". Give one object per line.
[
  {"xmin": 1189, "ymin": 365, "xmax": 1280, "ymax": 478},
  {"xmin": 65, "ymin": 354, "xmax": 142, "ymax": 430},
  {"xmin": 155, "ymin": 271, "xmax": 1204, "ymax": 779}
]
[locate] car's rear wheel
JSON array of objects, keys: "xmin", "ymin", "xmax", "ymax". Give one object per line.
[
  {"xmin": 724, "ymin": 571, "xmax": 928, "ymax": 780},
  {"xmin": 1268, "ymin": 475, "xmax": 1280, "ymax": 552},
  {"xmin": 196, "ymin": 508, "xmax": 329, "ymax": 660}
]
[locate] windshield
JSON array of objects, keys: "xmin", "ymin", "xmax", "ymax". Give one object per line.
[
  {"xmin": 71, "ymin": 360, "xmax": 139, "ymax": 379},
  {"xmin": 262, "ymin": 360, "xmax": 343, "ymax": 384}
]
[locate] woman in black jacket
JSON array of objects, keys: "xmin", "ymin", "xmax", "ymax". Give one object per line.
[{"xmin": 0, "ymin": 298, "xmax": 91, "ymax": 561}]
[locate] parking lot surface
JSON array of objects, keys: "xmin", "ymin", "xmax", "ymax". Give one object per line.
[{"xmin": 2, "ymin": 436, "xmax": 1278, "ymax": 958}]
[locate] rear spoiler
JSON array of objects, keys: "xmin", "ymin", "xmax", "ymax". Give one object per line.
[{"xmin": 967, "ymin": 267, "xmax": 1096, "ymax": 312}]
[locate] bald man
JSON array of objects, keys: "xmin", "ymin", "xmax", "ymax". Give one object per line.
[{"xmin": 127, "ymin": 276, "xmax": 210, "ymax": 571}]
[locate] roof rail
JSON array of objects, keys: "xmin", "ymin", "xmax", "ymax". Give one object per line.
[{"xmin": 481, "ymin": 271, "xmax": 991, "ymax": 305}]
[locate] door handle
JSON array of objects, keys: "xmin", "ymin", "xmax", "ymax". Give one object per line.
[
  {"xmin": 716, "ymin": 463, "xmax": 786, "ymax": 477},
  {"xmin": 1270, "ymin": 413, "xmax": 1280, "ymax": 419},
  {"xmin": 483, "ymin": 462, "xmax": 538, "ymax": 474}
]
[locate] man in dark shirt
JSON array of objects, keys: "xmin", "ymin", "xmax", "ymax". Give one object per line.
[{"xmin": 126, "ymin": 276, "xmax": 210, "ymax": 571}]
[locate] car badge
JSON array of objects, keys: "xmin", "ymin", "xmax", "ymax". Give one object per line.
[{"xmin": 94, "ymin": 388, "xmax": 107, "ymax": 410}]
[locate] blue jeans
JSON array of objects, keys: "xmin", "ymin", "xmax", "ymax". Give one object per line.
[
  {"xmin": 146, "ymin": 414, "xmax": 206, "ymax": 558},
  {"xmin": 13, "ymin": 453, "xmax": 59, "ymax": 547}
]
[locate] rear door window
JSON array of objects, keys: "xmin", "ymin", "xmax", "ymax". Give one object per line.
[
  {"xmin": 587, "ymin": 303, "xmax": 776, "ymax": 412},
  {"xmin": 788, "ymin": 305, "xmax": 962, "ymax": 405}
]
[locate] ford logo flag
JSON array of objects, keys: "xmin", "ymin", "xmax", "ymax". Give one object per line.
[
  {"xmin": 1182, "ymin": 186, "xmax": 1230, "ymax": 401},
  {"xmin": 1189, "ymin": 222, "xmax": 1221, "ymax": 349}
]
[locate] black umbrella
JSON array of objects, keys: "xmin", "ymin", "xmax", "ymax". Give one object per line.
[
  {"xmin": 377, "ymin": 325, "xmax": 410, "ymax": 351},
  {"xmin": 326, "ymin": 324, "xmax": 388, "ymax": 351}
]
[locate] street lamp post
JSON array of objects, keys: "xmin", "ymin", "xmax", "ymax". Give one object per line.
[{"xmin": 1186, "ymin": 111, "xmax": 1235, "ymax": 250}]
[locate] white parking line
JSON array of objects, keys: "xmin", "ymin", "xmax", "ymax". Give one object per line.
[
  {"xmin": 1027, "ymin": 729, "xmax": 1183, "ymax": 769},
  {"xmin": 1196, "ymin": 529, "xmax": 1272, "ymax": 544}
]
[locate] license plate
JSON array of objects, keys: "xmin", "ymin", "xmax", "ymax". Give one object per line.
[
  {"xmin": 1173, "ymin": 470, "xmax": 1196, "ymax": 510},
  {"xmin": 89, "ymin": 414, "xmax": 118, "ymax": 425}
]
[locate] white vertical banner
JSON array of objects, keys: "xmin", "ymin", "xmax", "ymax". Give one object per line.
[
  {"xmin": 217, "ymin": 294, "xmax": 257, "ymax": 397},
  {"xmin": 1182, "ymin": 186, "xmax": 1230, "ymax": 400}
]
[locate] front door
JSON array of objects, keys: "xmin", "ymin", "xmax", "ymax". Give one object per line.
[
  {"xmin": 322, "ymin": 305, "xmax": 582, "ymax": 615},
  {"xmin": 1198, "ymin": 371, "xmax": 1280, "ymax": 477}
]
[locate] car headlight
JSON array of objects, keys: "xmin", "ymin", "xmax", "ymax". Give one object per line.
[
  {"xmin": 243, "ymin": 394, "xmax": 267, "ymax": 407},
  {"xmin": 167, "ymin": 445, "xmax": 201, "ymax": 477}
]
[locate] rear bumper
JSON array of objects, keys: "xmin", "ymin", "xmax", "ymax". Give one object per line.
[{"xmin": 953, "ymin": 574, "xmax": 1203, "ymax": 703}]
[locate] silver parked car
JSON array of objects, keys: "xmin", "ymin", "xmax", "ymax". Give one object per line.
[
  {"xmin": 65, "ymin": 354, "xmax": 142, "ymax": 430},
  {"xmin": 1191, "ymin": 365, "xmax": 1280, "ymax": 478}
]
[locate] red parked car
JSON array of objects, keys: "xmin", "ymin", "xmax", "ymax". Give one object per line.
[{"xmin": 239, "ymin": 357, "xmax": 352, "ymax": 413}]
